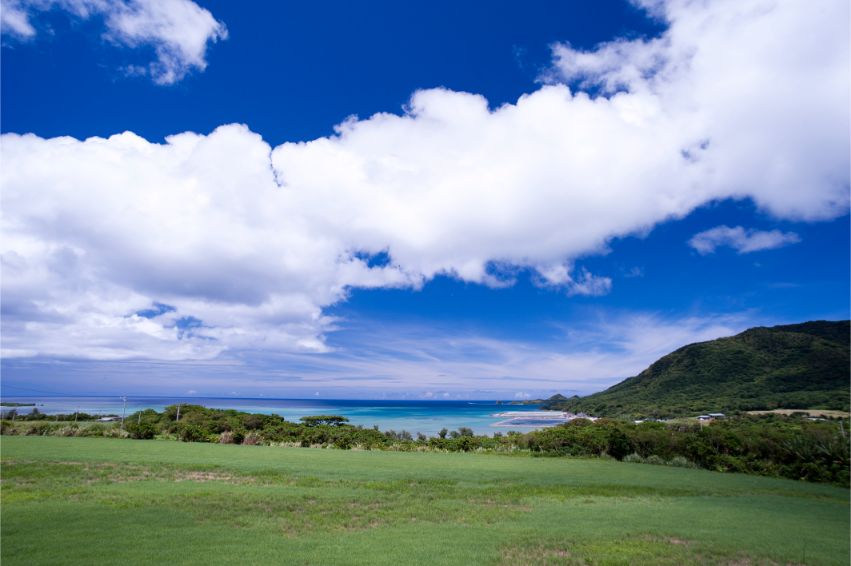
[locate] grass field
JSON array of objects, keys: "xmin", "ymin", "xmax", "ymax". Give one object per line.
[{"xmin": 1, "ymin": 437, "xmax": 848, "ymax": 565}]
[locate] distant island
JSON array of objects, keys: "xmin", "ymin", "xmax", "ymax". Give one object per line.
[
  {"xmin": 0, "ymin": 402, "xmax": 36, "ymax": 407},
  {"xmin": 540, "ymin": 320, "xmax": 850, "ymax": 419}
]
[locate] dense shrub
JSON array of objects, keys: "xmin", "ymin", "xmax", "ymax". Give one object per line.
[
  {"xmin": 77, "ymin": 424, "xmax": 109, "ymax": 437},
  {"xmin": 2, "ymin": 407, "xmax": 847, "ymax": 485},
  {"xmin": 177, "ymin": 424, "xmax": 205, "ymax": 442},
  {"xmin": 644, "ymin": 455, "xmax": 666, "ymax": 466},
  {"xmin": 606, "ymin": 427, "xmax": 634, "ymax": 460},
  {"xmin": 125, "ymin": 421, "xmax": 157, "ymax": 440},
  {"xmin": 668, "ymin": 456, "xmax": 697, "ymax": 468},
  {"xmin": 26, "ymin": 422, "xmax": 58, "ymax": 436}
]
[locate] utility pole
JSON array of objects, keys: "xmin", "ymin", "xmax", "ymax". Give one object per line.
[
  {"xmin": 121, "ymin": 396, "xmax": 127, "ymax": 428},
  {"xmin": 74, "ymin": 408, "xmax": 78, "ymax": 423},
  {"xmin": 176, "ymin": 404, "xmax": 181, "ymax": 422}
]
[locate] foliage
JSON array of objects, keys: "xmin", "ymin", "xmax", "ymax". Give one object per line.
[
  {"xmin": 1, "ymin": 406, "xmax": 848, "ymax": 485},
  {"xmin": 0, "ymin": 410, "xmax": 115, "ymax": 422},
  {"xmin": 300, "ymin": 415, "xmax": 350, "ymax": 427},
  {"xmin": 124, "ymin": 421, "xmax": 157, "ymax": 440}
]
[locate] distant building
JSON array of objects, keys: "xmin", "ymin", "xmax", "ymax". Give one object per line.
[
  {"xmin": 697, "ymin": 415, "xmax": 712, "ymax": 421},
  {"xmin": 708, "ymin": 413, "xmax": 726, "ymax": 419},
  {"xmin": 98, "ymin": 416, "xmax": 120, "ymax": 422}
]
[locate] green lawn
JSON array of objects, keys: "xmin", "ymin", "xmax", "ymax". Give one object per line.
[{"xmin": 1, "ymin": 437, "xmax": 848, "ymax": 565}]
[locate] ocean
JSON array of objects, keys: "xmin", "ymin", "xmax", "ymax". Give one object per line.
[{"xmin": 0, "ymin": 396, "xmax": 569, "ymax": 436}]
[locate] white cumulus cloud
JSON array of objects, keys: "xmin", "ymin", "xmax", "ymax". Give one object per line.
[
  {"xmin": 0, "ymin": 0, "xmax": 227, "ymax": 83},
  {"xmin": 688, "ymin": 225, "xmax": 801, "ymax": 255},
  {"xmin": 1, "ymin": 0, "xmax": 848, "ymax": 362},
  {"xmin": 549, "ymin": 0, "xmax": 849, "ymax": 220}
]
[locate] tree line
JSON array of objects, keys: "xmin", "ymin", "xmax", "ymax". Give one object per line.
[{"xmin": 1, "ymin": 404, "xmax": 847, "ymax": 485}]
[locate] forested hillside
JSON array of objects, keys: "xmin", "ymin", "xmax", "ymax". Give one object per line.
[{"xmin": 545, "ymin": 321, "xmax": 850, "ymax": 418}]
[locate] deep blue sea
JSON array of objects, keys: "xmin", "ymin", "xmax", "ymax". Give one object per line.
[{"xmin": 0, "ymin": 396, "xmax": 567, "ymax": 436}]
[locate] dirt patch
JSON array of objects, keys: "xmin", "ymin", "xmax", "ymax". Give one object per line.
[
  {"xmin": 724, "ymin": 559, "xmax": 800, "ymax": 566},
  {"xmin": 747, "ymin": 409, "xmax": 850, "ymax": 418},
  {"xmin": 173, "ymin": 471, "xmax": 249, "ymax": 483},
  {"xmin": 4, "ymin": 460, "xmax": 255, "ymax": 485},
  {"xmin": 639, "ymin": 534, "xmax": 693, "ymax": 547}
]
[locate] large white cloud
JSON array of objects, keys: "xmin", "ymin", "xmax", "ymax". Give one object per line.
[
  {"xmin": 1, "ymin": 0, "xmax": 848, "ymax": 361},
  {"xmin": 0, "ymin": 0, "xmax": 227, "ymax": 84},
  {"xmin": 550, "ymin": 0, "xmax": 849, "ymax": 220}
]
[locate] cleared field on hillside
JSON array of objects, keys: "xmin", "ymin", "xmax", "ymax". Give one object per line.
[
  {"xmin": 746, "ymin": 409, "xmax": 851, "ymax": 418},
  {"xmin": 1, "ymin": 437, "xmax": 848, "ymax": 565}
]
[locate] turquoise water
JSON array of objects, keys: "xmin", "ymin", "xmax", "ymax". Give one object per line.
[{"xmin": 0, "ymin": 396, "xmax": 563, "ymax": 436}]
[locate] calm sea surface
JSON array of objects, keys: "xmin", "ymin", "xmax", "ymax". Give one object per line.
[{"xmin": 0, "ymin": 396, "xmax": 565, "ymax": 436}]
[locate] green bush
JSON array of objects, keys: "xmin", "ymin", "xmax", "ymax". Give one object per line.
[
  {"xmin": 177, "ymin": 424, "xmax": 205, "ymax": 442},
  {"xmin": 606, "ymin": 427, "xmax": 634, "ymax": 460},
  {"xmin": 644, "ymin": 455, "xmax": 666, "ymax": 466},
  {"xmin": 623, "ymin": 453, "xmax": 645, "ymax": 464},
  {"xmin": 300, "ymin": 415, "xmax": 349, "ymax": 427},
  {"xmin": 57, "ymin": 425, "xmax": 80, "ymax": 437},
  {"xmin": 125, "ymin": 421, "xmax": 157, "ymax": 440},
  {"xmin": 5, "ymin": 404, "xmax": 844, "ymax": 485},
  {"xmin": 668, "ymin": 456, "xmax": 696, "ymax": 468},
  {"xmin": 26, "ymin": 422, "xmax": 56, "ymax": 436},
  {"xmin": 78, "ymin": 424, "xmax": 108, "ymax": 437}
]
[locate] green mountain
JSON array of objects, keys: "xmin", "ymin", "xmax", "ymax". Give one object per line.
[{"xmin": 545, "ymin": 320, "xmax": 850, "ymax": 418}]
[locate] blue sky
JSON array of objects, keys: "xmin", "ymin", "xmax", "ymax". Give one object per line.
[{"xmin": 1, "ymin": 0, "xmax": 848, "ymax": 399}]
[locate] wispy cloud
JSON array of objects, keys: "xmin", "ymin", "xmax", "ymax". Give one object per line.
[
  {"xmin": 688, "ymin": 225, "xmax": 801, "ymax": 255},
  {"xmin": 0, "ymin": 0, "xmax": 227, "ymax": 84},
  {"xmin": 1, "ymin": 311, "xmax": 759, "ymax": 398},
  {"xmin": 533, "ymin": 265, "xmax": 612, "ymax": 296}
]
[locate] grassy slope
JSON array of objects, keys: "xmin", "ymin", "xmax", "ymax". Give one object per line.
[
  {"xmin": 2, "ymin": 437, "xmax": 849, "ymax": 565},
  {"xmin": 550, "ymin": 320, "xmax": 850, "ymax": 418}
]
